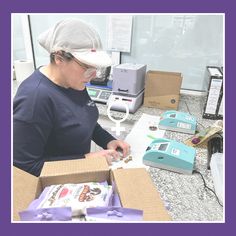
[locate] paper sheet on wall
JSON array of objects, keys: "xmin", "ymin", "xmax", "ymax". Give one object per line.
[
  {"xmin": 110, "ymin": 113, "xmax": 165, "ymax": 170},
  {"xmin": 107, "ymin": 15, "xmax": 133, "ymax": 52}
]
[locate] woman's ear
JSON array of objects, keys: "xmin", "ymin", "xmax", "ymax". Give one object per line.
[{"xmin": 54, "ymin": 54, "xmax": 64, "ymax": 65}]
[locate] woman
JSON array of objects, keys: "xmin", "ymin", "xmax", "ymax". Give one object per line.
[{"xmin": 13, "ymin": 18, "xmax": 130, "ymax": 176}]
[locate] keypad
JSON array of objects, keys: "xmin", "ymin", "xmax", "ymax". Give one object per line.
[{"xmin": 99, "ymin": 91, "xmax": 112, "ymax": 100}]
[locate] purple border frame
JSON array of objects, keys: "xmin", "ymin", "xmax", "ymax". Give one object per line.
[{"xmin": 0, "ymin": 0, "xmax": 235, "ymax": 235}]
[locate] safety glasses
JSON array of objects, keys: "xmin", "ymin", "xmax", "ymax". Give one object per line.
[
  {"xmin": 73, "ymin": 58, "xmax": 96, "ymax": 71},
  {"xmin": 73, "ymin": 58, "xmax": 98, "ymax": 78}
]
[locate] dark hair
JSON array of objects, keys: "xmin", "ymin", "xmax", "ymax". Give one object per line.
[{"xmin": 50, "ymin": 50, "xmax": 74, "ymax": 64}]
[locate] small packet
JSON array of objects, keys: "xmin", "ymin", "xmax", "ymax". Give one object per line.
[
  {"xmin": 19, "ymin": 207, "xmax": 72, "ymax": 221},
  {"xmin": 86, "ymin": 207, "xmax": 143, "ymax": 222},
  {"xmin": 184, "ymin": 122, "xmax": 222, "ymax": 147}
]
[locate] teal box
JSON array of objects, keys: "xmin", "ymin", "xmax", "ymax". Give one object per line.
[
  {"xmin": 143, "ymin": 138, "xmax": 196, "ymax": 175},
  {"xmin": 159, "ymin": 110, "xmax": 197, "ymax": 134}
]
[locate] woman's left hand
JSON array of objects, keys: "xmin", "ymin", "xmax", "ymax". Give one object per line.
[{"xmin": 107, "ymin": 140, "xmax": 130, "ymax": 158}]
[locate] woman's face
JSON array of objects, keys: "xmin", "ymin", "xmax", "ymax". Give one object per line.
[{"xmin": 57, "ymin": 57, "xmax": 97, "ymax": 90}]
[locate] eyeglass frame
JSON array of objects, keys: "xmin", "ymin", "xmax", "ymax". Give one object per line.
[
  {"xmin": 73, "ymin": 57, "xmax": 97, "ymax": 72},
  {"xmin": 51, "ymin": 51, "xmax": 97, "ymax": 71}
]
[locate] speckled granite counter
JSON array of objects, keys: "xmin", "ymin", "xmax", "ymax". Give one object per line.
[{"xmin": 97, "ymin": 95, "xmax": 224, "ymax": 221}]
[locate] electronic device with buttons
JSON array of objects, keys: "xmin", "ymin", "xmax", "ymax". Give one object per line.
[
  {"xmin": 86, "ymin": 67, "xmax": 113, "ymax": 104},
  {"xmin": 143, "ymin": 138, "xmax": 196, "ymax": 174},
  {"xmin": 107, "ymin": 63, "xmax": 147, "ymax": 113},
  {"xmin": 158, "ymin": 110, "xmax": 197, "ymax": 134},
  {"xmin": 86, "ymin": 79, "xmax": 113, "ymax": 104},
  {"xmin": 107, "ymin": 89, "xmax": 144, "ymax": 114},
  {"xmin": 87, "ymin": 87, "xmax": 112, "ymax": 104}
]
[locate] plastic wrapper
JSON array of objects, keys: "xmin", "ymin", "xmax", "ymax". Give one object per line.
[
  {"xmin": 19, "ymin": 207, "xmax": 72, "ymax": 221},
  {"xmin": 20, "ymin": 181, "xmax": 113, "ymax": 221},
  {"xmin": 86, "ymin": 207, "xmax": 143, "ymax": 222}
]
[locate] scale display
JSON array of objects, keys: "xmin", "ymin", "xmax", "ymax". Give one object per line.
[
  {"xmin": 151, "ymin": 142, "xmax": 169, "ymax": 151},
  {"xmin": 87, "ymin": 89, "xmax": 99, "ymax": 97},
  {"xmin": 87, "ymin": 87, "xmax": 112, "ymax": 104}
]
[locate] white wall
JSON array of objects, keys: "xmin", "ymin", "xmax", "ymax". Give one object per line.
[
  {"xmin": 12, "ymin": 14, "xmax": 224, "ymax": 92},
  {"xmin": 12, "ymin": 15, "xmax": 27, "ymax": 60}
]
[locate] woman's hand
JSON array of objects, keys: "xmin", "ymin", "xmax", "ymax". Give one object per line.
[
  {"xmin": 107, "ymin": 140, "xmax": 130, "ymax": 158},
  {"xmin": 85, "ymin": 149, "xmax": 120, "ymax": 165}
]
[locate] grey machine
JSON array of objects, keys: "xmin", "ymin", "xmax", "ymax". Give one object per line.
[{"xmin": 107, "ymin": 63, "xmax": 147, "ymax": 113}]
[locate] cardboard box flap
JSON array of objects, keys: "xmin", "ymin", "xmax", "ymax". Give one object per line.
[
  {"xmin": 40, "ymin": 157, "xmax": 110, "ymax": 188},
  {"xmin": 13, "ymin": 167, "xmax": 40, "ymax": 221},
  {"xmin": 41, "ymin": 157, "xmax": 109, "ymax": 176},
  {"xmin": 148, "ymin": 70, "xmax": 181, "ymax": 77},
  {"xmin": 113, "ymin": 168, "xmax": 171, "ymax": 221}
]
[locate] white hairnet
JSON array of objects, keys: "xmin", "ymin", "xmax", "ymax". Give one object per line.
[{"xmin": 38, "ymin": 18, "xmax": 112, "ymax": 68}]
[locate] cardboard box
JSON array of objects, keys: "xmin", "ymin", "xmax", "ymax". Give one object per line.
[
  {"xmin": 144, "ymin": 70, "xmax": 182, "ymax": 110},
  {"xmin": 13, "ymin": 157, "xmax": 171, "ymax": 222}
]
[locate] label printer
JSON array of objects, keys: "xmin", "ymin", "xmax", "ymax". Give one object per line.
[
  {"xmin": 107, "ymin": 63, "xmax": 147, "ymax": 113},
  {"xmin": 158, "ymin": 110, "xmax": 197, "ymax": 134},
  {"xmin": 143, "ymin": 138, "xmax": 196, "ymax": 175}
]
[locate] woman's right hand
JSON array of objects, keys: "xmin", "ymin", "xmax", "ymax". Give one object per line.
[{"xmin": 85, "ymin": 149, "xmax": 120, "ymax": 165}]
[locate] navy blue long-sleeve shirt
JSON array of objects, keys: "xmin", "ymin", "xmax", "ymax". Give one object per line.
[{"xmin": 13, "ymin": 69, "xmax": 115, "ymax": 176}]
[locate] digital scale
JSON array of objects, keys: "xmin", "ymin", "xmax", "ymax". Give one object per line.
[
  {"xmin": 86, "ymin": 80, "xmax": 113, "ymax": 104},
  {"xmin": 107, "ymin": 63, "xmax": 147, "ymax": 113},
  {"xmin": 107, "ymin": 89, "xmax": 144, "ymax": 114},
  {"xmin": 143, "ymin": 138, "xmax": 196, "ymax": 175},
  {"xmin": 86, "ymin": 63, "xmax": 146, "ymax": 114},
  {"xmin": 87, "ymin": 86, "xmax": 144, "ymax": 114}
]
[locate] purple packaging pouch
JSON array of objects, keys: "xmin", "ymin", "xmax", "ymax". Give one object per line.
[
  {"xmin": 19, "ymin": 207, "xmax": 72, "ymax": 221},
  {"xmin": 110, "ymin": 192, "xmax": 122, "ymax": 207},
  {"xmin": 86, "ymin": 207, "xmax": 143, "ymax": 222},
  {"xmin": 27, "ymin": 186, "xmax": 51, "ymax": 210},
  {"xmin": 109, "ymin": 180, "xmax": 122, "ymax": 207},
  {"xmin": 19, "ymin": 181, "xmax": 114, "ymax": 221}
]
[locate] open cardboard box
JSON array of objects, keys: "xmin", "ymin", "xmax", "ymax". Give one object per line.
[
  {"xmin": 13, "ymin": 157, "xmax": 171, "ymax": 222},
  {"xmin": 144, "ymin": 70, "xmax": 183, "ymax": 110}
]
